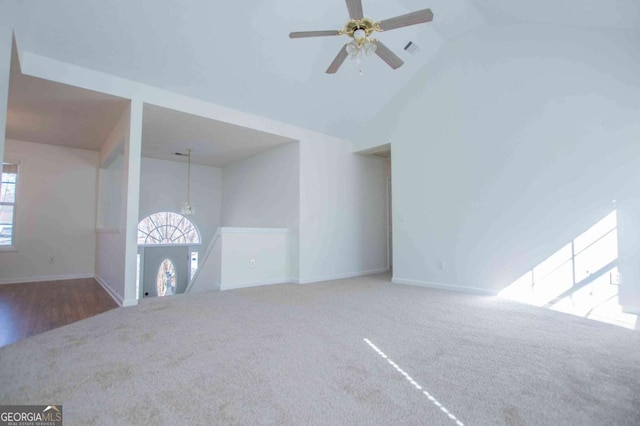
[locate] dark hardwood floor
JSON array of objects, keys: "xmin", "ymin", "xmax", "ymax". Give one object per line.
[{"xmin": 0, "ymin": 278, "xmax": 118, "ymax": 348}]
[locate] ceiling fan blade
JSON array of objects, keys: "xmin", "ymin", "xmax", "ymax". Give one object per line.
[
  {"xmin": 326, "ymin": 45, "xmax": 349, "ymax": 74},
  {"xmin": 289, "ymin": 30, "xmax": 341, "ymax": 39},
  {"xmin": 378, "ymin": 8, "xmax": 434, "ymax": 31},
  {"xmin": 345, "ymin": 0, "xmax": 364, "ymax": 20},
  {"xmin": 374, "ymin": 41, "xmax": 404, "ymax": 70}
]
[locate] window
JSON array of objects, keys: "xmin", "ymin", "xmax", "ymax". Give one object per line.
[
  {"xmin": 136, "ymin": 254, "xmax": 141, "ymax": 300},
  {"xmin": 190, "ymin": 251, "xmax": 199, "ymax": 280},
  {"xmin": 157, "ymin": 259, "xmax": 176, "ymax": 297},
  {"xmin": 137, "ymin": 212, "xmax": 201, "ymax": 245},
  {"xmin": 499, "ymin": 210, "xmax": 636, "ymax": 329},
  {"xmin": 0, "ymin": 163, "xmax": 18, "ymax": 247}
]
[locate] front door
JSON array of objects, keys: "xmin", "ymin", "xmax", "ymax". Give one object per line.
[{"xmin": 142, "ymin": 246, "xmax": 189, "ymax": 298}]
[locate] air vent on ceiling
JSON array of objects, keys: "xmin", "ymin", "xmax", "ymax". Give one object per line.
[{"xmin": 403, "ymin": 41, "xmax": 420, "ymax": 55}]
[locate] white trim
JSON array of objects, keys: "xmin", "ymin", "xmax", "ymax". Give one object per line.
[
  {"xmin": 219, "ymin": 227, "xmax": 291, "ymax": 234},
  {"xmin": 96, "ymin": 228, "xmax": 122, "ymax": 234},
  {"xmin": 1, "ymin": 157, "xmax": 21, "ymax": 249},
  {"xmin": 95, "ymin": 274, "xmax": 124, "ymax": 306},
  {"xmin": 0, "ymin": 273, "xmax": 94, "ymax": 285},
  {"xmin": 122, "ymin": 298, "xmax": 138, "ymax": 307},
  {"xmin": 220, "ymin": 278, "xmax": 294, "ymax": 291},
  {"xmin": 353, "ymin": 143, "xmax": 391, "ymax": 156},
  {"xmin": 297, "ymin": 268, "xmax": 390, "ymax": 285},
  {"xmin": 392, "ymin": 277, "xmax": 498, "ymax": 296},
  {"xmin": 622, "ymin": 306, "xmax": 640, "ymax": 315},
  {"xmin": 138, "ymin": 243, "xmax": 201, "ymax": 248}
]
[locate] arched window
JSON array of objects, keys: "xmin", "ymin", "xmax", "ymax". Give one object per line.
[{"xmin": 137, "ymin": 212, "xmax": 201, "ymax": 245}]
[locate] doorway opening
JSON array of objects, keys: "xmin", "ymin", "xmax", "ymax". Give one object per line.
[
  {"xmin": 357, "ymin": 143, "xmax": 392, "ymax": 272},
  {"xmin": 137, "ymin": 212, "xmax": 201, "ymax": 299}
]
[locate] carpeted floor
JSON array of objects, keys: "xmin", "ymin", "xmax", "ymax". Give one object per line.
[{"xmin": 1, "ymin": 274, "xmax": 639, "ymax": 425}]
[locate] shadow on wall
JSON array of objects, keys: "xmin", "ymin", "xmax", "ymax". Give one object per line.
[{"xmin": 499, "ymin": 209, "xmax": 638, "ymax": 330}]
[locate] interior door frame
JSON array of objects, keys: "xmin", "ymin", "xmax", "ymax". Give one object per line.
[{"xmin": 137, "ymin": 244, "xmax": 200, "ymax": 300}]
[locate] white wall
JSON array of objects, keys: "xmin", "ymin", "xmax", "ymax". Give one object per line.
[
  {"xmin": 219, "ymin": 132, "xmax": 390, "ymax": 286},
  {"xmin": 15, "ymin": 45, "xmax": 392, "ymax": 291},
  {"xmin": 618, "ymin": 196, "xmax": 640, "ymax": 313},
  {"xmin": 0, "ymin": 139, "xmax": 98, "ymax": 284},
  {"xmin": 222, "ymin": 142, "xmax": 299, "ymax": 278},
  {"xmin": 140, "ymin": 156, "xmax": 222, "ymax": 247},
  {"xmin": 222, "ymin": 142, "xmax": 299, "ymax": 229},
  {"xmin": 97, "ymin": 153, "xmax": 123, "ymax": 230},
  {"xmin": 0, "ymin": 27, "xmax": 11, "ymax": 169},
  {"xmin": 299, "ymin": 136, "xmax": 389, "ymax": 283},
  {"xmin": 95, "ymin": 105, "xmax": 130, "ymax": 304},
  {"xmin": 358, "ymin": 25, "xmax": 640, "ymax": 302},
  {"xmin": 219, "ymin": 228, "xmax": 291, "ymax": 290},
  {"xmin": 221, "ymin": 139, "xmax": 389, "ymax": 285},
  {"xmin": 96, "ymin": 101, "xmax": 142, "ymax": 307}
]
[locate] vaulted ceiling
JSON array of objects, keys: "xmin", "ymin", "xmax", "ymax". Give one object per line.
[{"xmin": 1, "ymin": 0, "xmax": 639, "ymax": 142}]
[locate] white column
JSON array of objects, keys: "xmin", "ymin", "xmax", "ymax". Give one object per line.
[
  {"xmin": 122, "ymin": 99, "xmax": 143, "ymax": 306},
  {"xmin": 0, "ymin": 28, "xmax": 12, "ymax": 166}
]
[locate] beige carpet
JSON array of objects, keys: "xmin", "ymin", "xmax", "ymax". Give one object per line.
[{"xmin": 1, "ymin": 274, "xmax": 639, "ymax": 425}]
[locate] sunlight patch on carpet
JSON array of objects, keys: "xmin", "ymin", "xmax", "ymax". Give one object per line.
[
  {"xmin": 498, "ymin": 210, "xmax": 638, "ymax": 330},
  {"xmin": 363, "ymin": 338, "xmax": 464, "ymax": 426}
]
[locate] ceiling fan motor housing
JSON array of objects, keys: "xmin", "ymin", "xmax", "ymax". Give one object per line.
[{"xmin": 343, "ymin": 18, "xmax": 379, "ymax": 45}]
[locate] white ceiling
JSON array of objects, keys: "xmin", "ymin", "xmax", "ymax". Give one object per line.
[
  {"xmin": 466, "ymin": 0, "xmax": 640, "ymax": 30},
  {"xmin": 0, "ymin": 0, "xmax": 481, "ymax": 141},
  {"xmin": 142, "ymin": 105, "xmax": 297, "ymax": 167},
  {"xmin": 6, "ymin": 47, "xmax": 129, "ymax": 150},
  {"xmin": 2, "ymin": 0, "xmax": 638, "ymax": 143}
]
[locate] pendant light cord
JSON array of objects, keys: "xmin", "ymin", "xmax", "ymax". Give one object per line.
[{"xmin": 187, "ymin": 148, "xmax": 191, "ymax": 204}]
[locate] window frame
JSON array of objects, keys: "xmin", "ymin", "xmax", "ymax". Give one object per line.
[
  {"xmin": 0, "ymin": 159, "xmax": 20, "ymax": 251},
  {"xmin": 137, "ymin": 212, "xmax": 202, "ymax": 247}
]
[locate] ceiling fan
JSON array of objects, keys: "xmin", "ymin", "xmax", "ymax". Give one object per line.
[{"xmin": 289, "ymin": 0, "xmax": 434, "ymax": 74}]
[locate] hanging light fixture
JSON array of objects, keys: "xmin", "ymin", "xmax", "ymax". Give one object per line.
[
  {"xmin": 176, "ymin": 149, "xmax": 195, "ymax": 215},
  {"xmin": 290, "ymin": 4, "xmax": 434, "ymax": 75},
  {"xmin": 344, "ymin": 26, "xmax": 377, "ymax": 75}
]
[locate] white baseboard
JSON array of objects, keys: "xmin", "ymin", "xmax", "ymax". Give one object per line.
[
  {"xmin": 0, "ymin": 273, "xmax": 94, "ymax": 286},
  {"xmin": 622, "ymin": 306, "xmax": 640, "ymax": 315},
  {"xmin": 95, "ymin": 274, "xmax": 126, "ymax": 307},
  {"xmin": 297, "ymin": 268, "xmax": 390, "ymax": 285},
  {"xmin": 392, "ymin": 277, "xmax": 498, "ymax": 296},
  {"xmin": 221, "ymin": 278, "xmax": 294, "ymax": 291}
]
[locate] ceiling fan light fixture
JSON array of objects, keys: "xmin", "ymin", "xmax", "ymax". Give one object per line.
[
  {"xmin": 346, "ymin": 41, "xmax": 359, "ymax": 56},
  {"xmin": 181, "ymin": 201, "xmax": 195, "ymax": 216},
  {"xmin": 363, "ymin": 40, "xmax": 377, "ymax": 56},
  {"xmin": 289, "ymin": 0, "xmax": 434, "ymax": 74},
  {"xmin": 353, "ymin": 28, "xmax": 366, "ymax": 41}
]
